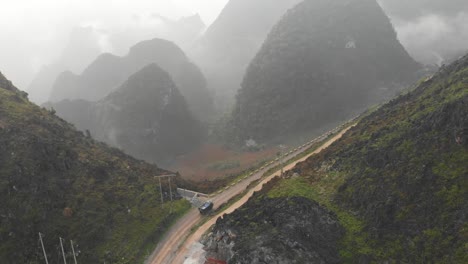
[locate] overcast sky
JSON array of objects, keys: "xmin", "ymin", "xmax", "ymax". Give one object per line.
[
  {"xmin": 2, "ymin": 0, "xmax": 467, "ymax": 90},
  {"xmin": 0, "ymin": 0, "xmax": 229, "ymax": 88},
  {"xmin": 378, "ymin": 0, "xmax": 468, "ymax": 66}
]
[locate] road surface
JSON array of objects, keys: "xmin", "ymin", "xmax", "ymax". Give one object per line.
[{"xmin": 147, "ymin": 125, "xmax": 353, "ymax": 264}]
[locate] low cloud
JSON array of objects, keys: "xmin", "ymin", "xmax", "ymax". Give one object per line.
[
  {"xmin": 395, "ymin": 12, "xmax": 468, "ymax": 65},
  {"xmin": 0, "ymin": 0, "xmax": 228, "ymax": 89},
  {"xmin": 379, "ymin": 0, "xmax": 468, "ymax": 65}
]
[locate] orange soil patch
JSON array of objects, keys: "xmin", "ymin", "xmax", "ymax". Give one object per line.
[{"xmin": 170, "ymin": 144, "xmax": 278, "ymax": 182}]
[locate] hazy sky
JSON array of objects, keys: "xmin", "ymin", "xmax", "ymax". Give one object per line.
[
  {"xmin": 1, "ymin": 0, "xmax": 228, "ymax": 88},
  {"xmin": 379, "ymin": 0, "xmax": 468, "ymax": 65},
  {"xmin": 2, "ymin": 0, "xmax": 468, "ymax": 90}
]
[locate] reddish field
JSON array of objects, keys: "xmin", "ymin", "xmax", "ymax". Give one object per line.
[{"xmin": 169, "ymin": 144, "xmax": 278, "ymax": 182}]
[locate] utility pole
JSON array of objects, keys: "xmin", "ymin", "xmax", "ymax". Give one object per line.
[
  {"xmin": 159, "ymin": 177, "xmax": 163, "ymax": 208},
  {"xmin": 70, "ymin": 240, "xmax": 78, "ymax": 264},
  {"xmin": 279, "ymin": 145, "xmax": 286, "ymax": 177},
  {"xmin": 168, "ymin": 177, "xmax": 173, "ymax": 213},
  {"xmin": 155, "ymin": 174, "xmax": 177, "ymax": 211},
  {"xmin": 39, "ymin": 232, "xmax": 49, "ymax": 264},
  {"xmin": 59, "ymin": 237, "xmax": 67, "ymax": 264}
]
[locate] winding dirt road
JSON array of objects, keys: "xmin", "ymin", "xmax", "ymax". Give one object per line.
[{"xmin": 147, "ymin": 125, "xmax": 353, "ymax": 264}]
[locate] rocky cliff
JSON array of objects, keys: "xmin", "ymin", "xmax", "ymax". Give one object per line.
[
  {"xmin": 205, "ymin": 53, "xmax": 467, "ymax": 263},
  {"xmin": 203, "ymin": 195, "xmax": 344, "ymax": 264},
  {"xmin": 228, "ymin": 0, "xmax": 420, "ymax": 145}
]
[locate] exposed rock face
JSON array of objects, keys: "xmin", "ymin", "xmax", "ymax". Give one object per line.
[
  {"xmin": 228, "ymin": 0, "xmax": 420, "ymax": 144},
  {"xmin": 50, "ymin": 38, "xmax": 214, "ymax": 121},
  {"xmin": 191, "ymin": 0, "xmax": 300, "ymax": 113},
  {"xmin": 203, "ymin": 196, "xmax": 344, "ymax": 264},
  {"xmin": 329, "ymin": 57, "xmax": 468, "ymax": 262},
  {"xmin": 214, "ymin": 53, "xmax": 468, "ymax": 263},
  {"xmin": 47, "ymin": 64, "xmax": 204, "ymax": 164}
]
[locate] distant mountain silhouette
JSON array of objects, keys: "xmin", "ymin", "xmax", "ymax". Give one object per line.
[
  {"xmin": 47, "ymin": 64, "xmax": 205, "ymax": 164},
  {"xmin": 50, "ymin": 38, "xmax": 214, "ymax": 121},
  {"xmin": 190, "ymin": 0, "xmax": 300, "ymax": 113},
  {"xmin": 27, "ymin": 27, "xmax": 102, "ymax": 104}
]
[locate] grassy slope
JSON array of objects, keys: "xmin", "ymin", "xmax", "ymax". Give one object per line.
[
  {"xmin": 264, "ymin": 55, "xmax": 467, "ymax": 262},
  {"xmin": 0, "ymin": 78, "xmax": 190, "ymax": 263}
]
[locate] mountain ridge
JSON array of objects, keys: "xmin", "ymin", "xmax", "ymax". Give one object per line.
[
  {"xmin": 190, "ymin": 0, "xmax": 301, "ymax": 113},
  {"xmin": 204, "ymin": 52, "xmax": 468, "ymax": 263},
  {"xmin": 0, "ymin": 72, "xmax": 190, "ymax": 263},
  {"xmin": 50, "ymin": 38, "xmax": 214, "ymax": 121},
  {"xmin": 46, "ymin": 64, "xmax": 205, "ymax": 165}
]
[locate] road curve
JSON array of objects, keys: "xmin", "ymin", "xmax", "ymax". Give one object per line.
[{"xmin": 147, "ymin": 125, "xmax": 353, "ymax": 264}]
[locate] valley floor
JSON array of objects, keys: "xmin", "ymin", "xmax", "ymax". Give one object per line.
[{"xmin": 148, "ymin": 124, "xmax": 353, "ymax": 264}]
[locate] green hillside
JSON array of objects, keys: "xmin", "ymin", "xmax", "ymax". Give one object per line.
[
  {"xmin": 0, "ymin": 72, "xmax": 189, "ymax": 263},
  {"xmin": 205, "ymin": 54, "xmax": 467, "ymax": 262}
]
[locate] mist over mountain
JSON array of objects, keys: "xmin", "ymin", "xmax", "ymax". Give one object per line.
[
  {"xmin": 25, "ymin": 14, "xmax": 206, "ymax": 105},
  {"xmin": 47, "ymin": 64, "xmax": 205, "ymax": 165},
  {"xmin": 228, "ymin": 0, "xmax": 420, "ymax": 145},
  {"xmin": 26, "ymin": 27, "xmax": 103, "ymax": 104},
  {"xmin": 205, "ymin": 51, "xmax": 468, "ymax": 264},
  {"xmin": 49, "ymin": 38, "xmax": 214, "ymax": 121},
  {"xmin": 379, "ymin": 0, "xmax": 468, "ymax": 65},
  {"xmin": 2, "ymin": 1, "xmax": 467, "ymax": 263},
  {"xmin": 92, "ymin": 64, "xmax": 205, "ymax": 165},
  {"xmin": 379, "ymin": 0, "xmax": 468, "ymax": 20},
  {"xmin": 108, "ymin": 13, "xmax": 206, "ymax": 56},
  {"xmin": 190, "ymin": 0, "xmax": 301, "ymax": 113},
  {"xmin": 1, "ymin": 0, "xmax": 225, "ymax": 91},
  {"xmin": 0, "ymin": 71, "xmax": 189, "ymax": 263}
]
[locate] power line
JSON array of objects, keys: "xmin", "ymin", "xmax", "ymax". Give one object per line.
[{"xmin": 154, "ymin": 174, "xmax": 177, "ymax": 212}]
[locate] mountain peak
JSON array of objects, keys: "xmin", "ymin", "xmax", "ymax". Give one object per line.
[
  {"xmin": 128, "ymin": 38, "xmax": 186, "ymax": 61},
  {"xmin": 228, "ymin": 0, "xmax": 420, "ymax": 144},
  {"xmin": 50, "ymin": 37, "xmax": 214, "ymax": 121}
]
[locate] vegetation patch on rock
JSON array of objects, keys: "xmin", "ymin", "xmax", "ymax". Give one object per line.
[
  {"xmin": 0, "ymin": 74, "xmax": 190, "ymax": 263},
  {"xmin": 206, "ymin": 53, "xmax": 467, "ymax": 263}
]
